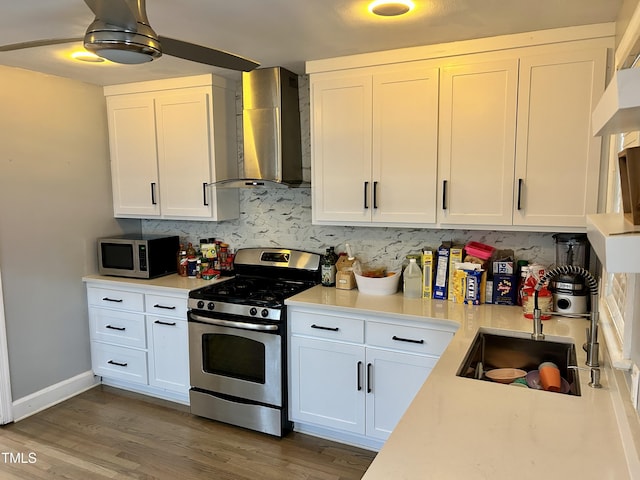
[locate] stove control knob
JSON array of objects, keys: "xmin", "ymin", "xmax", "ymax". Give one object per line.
[
  {"xmin": 249, "ymin": 307, "xmax": 258, "ymax": 316},
  {"xmin": 207, "ymin": 302, "xmax": 215, "ymax": 311},
  {"xmin": 261, "ymin": 309, "xmax": 269, "ymax": 318},
  {"xmin": 197, "ymin": 300, "xmax": 205, "ymax": 309}
]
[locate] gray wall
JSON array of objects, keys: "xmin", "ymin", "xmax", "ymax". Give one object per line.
[{"xmin": 0, "ymin": 65, "xmax": 138, "ymax": 400}]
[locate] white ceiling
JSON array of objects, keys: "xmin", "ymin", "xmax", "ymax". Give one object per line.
[{"xmin": 0, "ymin": 0, "xmax": 624, "ymax": 86}]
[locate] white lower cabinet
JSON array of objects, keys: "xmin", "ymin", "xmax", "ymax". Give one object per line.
[
  {"xmin": 288, "ymin": 308, "xmax": 453, "ymax": 448},
  {"xmin": 86, "ymin": 283, "xmax": 190, "ymax": 404}
]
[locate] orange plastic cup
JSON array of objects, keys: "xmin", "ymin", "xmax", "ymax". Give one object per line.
[{"xmin": 539, "ymin": 362, "xmax": 561, "ymax": 392}]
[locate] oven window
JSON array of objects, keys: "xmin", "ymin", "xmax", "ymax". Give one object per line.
[{"xmin": 202, "ymin": 334, "xmax": 266, "ymax": 384}]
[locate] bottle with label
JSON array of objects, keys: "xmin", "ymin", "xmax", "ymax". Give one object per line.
[
  {"xmin": 177, "ymin": 244, "xmax": 188, "ymax": 277},
  {"xmin": 186, "ymin": 242, "xmax": 198, "ymax": 278},
  {"xmin": 403, "ymin": 258, "xmax": 422, "ymax": 298},
  {"xmin": 321, "ymin": 248, "xmax": 337, "ymax": 287}
]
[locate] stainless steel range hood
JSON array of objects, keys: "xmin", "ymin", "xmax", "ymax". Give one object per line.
[{"xmin": 215, "ymin": 66, "xmax": 307, "ymax": 188}]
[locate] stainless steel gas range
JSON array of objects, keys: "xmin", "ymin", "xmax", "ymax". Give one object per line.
[{"xmin": 187, "ymin": 248, "xmax": 321, "ymax": 437}]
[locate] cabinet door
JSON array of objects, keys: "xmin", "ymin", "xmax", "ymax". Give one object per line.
[
  {"xmin": 311, "ymin": 74, "xmax": 373, "ymax": 223},
  {"xmin": 289, "ymin": 336, "xmax": 365, "ymax": 434},
  {"xmin": 155, "ymin": 90, "xmax": 213, "ymax": 219},
  {"xmin": 438, "ymin": 59, "xmax": 518, "ymax": 225},
  {"xmin": 513, "ymin": 48, "xmax": 606, "ymax": 228},
  {"xmin": 372, "ymin": 67, "xmax": 439, "ymax": 224},
  {"xmin": 365, "ymin": 348, "xmax": 437, "ymax": 441},
  {"xmin": 106, "ymin": 95, "xmax": 160, "ymax": 217},
  {"xmin": 146, "ymin": 316, "xmax": 189, "ymax": 393}
]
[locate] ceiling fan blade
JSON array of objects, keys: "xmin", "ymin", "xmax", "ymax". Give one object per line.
[
  {"xmin": 84, "ymin": 0, "xmax": 138, "ymax": 30},
  {"xmin": 0, "ymin": 38, "xmax": 83, "ymax": 52},
  {"xmin": 159, "ymin": 36, "xmax": 260, "ymax": 72}
]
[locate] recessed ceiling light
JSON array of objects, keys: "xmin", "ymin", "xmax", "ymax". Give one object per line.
[
  {"xmin": 368, "ymin": 0, "xmax": 415, "ymax": 17},
  {"xmin": 71, "ymin": 51, "xmax": 105, "ymax": 63}
]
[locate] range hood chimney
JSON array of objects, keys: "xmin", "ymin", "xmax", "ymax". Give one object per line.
[{"xmin": 216, "ymin": 66, "xmax": 307, "ymax": 188}]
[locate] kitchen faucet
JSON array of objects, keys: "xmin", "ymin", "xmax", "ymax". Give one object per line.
[{"xmin": 533, "ymin": 265, "xmax": 602, "ymax": 388}]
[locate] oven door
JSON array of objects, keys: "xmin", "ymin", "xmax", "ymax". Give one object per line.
[{"xmin": 188, "ymin": 313, "xmax": 282, "ymax": 407}]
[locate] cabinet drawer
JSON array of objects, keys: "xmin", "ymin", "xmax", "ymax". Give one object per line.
[
  {"xmin": 89, "ymin": 309, "xmax": 146, "ymax": 348},
  {"xmin": 87, "ymin": 287, "xmax": 144, "ymax": 312},
  {"xmin": 91, "ymin": 342, "xmax": 147, "ymax": 384},
  {"xmin": 290, "ymin": 311, "xmax": 364, "ymax": 343},
  {"xmin": 367, "ymin": 322, "xmax": 453, "ymax": 356},
  {"xmin": 145, "ymin": 294, "xmax": 187, "ymax": 317}
]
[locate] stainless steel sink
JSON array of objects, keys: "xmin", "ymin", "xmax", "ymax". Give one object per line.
[{"xmin": 456, "ymin": 328, "xmax": 581, "ymax": 396}]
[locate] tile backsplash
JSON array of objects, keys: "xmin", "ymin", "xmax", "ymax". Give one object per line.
[
  {"xmin": 142, "ymin": 188, "xmax": 557, "ymax": 268},
  {"xmin": 142, "ymin": 75, "xmax": 557, "ymax": 268}
]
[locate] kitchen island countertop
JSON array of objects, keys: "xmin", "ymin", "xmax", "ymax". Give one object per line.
[{"xmin": 286, "ymin": 285, "xmax": 635, "ymax": 479}]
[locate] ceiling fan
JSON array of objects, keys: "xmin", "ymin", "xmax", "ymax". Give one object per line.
[{"xmin": 0, "ymin": 0, "xmax": 260, "ymax": 71}]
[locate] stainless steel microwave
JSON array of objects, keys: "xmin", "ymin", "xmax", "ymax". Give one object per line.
[{"xmin": 98, "ymin": 234, "xmax": 179, "ymax": 279}]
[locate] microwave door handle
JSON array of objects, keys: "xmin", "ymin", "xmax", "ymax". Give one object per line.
[{"xmin": 189, "ymin": 313, "xmax": 279, "ymax": 332}]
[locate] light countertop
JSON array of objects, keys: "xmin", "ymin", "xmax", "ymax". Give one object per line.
[
  {"xmin": 286, "ymin": 286, "xmax": 632, "ymax": 480},
  {"xmin": 82, "ymin": 273, "xmax": 231, "ymax": 293}
]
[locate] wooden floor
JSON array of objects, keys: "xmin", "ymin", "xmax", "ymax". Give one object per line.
[{"xmin": 0, "ymin": 386, "xmax": 376, "ymax": 480}]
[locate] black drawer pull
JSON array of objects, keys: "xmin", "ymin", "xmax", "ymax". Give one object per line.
[
  {"xmin": 153, "ymin": 304, "xmax": 176, "ymax": 310},
  {"xmin": 102, "ymin": 297, "xmax": 123, "ymax": 303},
  {"xmin": 105, "ymin": 325, "xmax": 125, "ymax": 331},
  {"xmin": 367, "ymin": 363, "xmax": 373, "ymax": 393},
  {"xmin": 154, "ymin": 320, "xmax": 177, "ymax": 326},
  {"xmin": 311, "ymin": 324, "xmax": 340, "ymax": 332},
  {"xmin": 442, "ymin": 180, "xmax": 448, "ymax": 210},
  {"xmin": 364, "ymin": 182, "xmax": 369, "ymax": 209},
  {"xmin": 392, "ymin": 335, "xmax": 425, "ymax": 345},
  {"xmin": 107, "ymin": 360, "xmax": 128, "ymax": 367},
  {"xmin": 517, "ymin": 178, "xmax": 524, "ymax": 210},
  {"xmin": 357, "ymin": 361, "xmax": 363, "ymax": 391}
]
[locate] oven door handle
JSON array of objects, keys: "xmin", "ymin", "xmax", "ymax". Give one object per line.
[{"xmin": 189, "ymin": 313, "xmax": 279, "ymax": 332}]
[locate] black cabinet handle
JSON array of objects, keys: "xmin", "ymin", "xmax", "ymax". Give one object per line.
[
  {"xmin": 102, "ymin": 297, "xmax": 123, "ymax": 303},
  {"xmin": 154, "ymin": 320, "xmax": 177, "ymax": 326},
  {"xmin": 105, "ymin": 325, "xmax": 125, "ymax": 331},
  {"xmin": 150, "ymin": 182, "xmax": 157, "ymax": 205},
  {"xmin": 357, "ymin": 361, "xmax": 363, "ymax": 391},
  {"xmin": 107, "ymin": 360, "xmax": 128, "ymax": 367},
  {"xmin": 203, "ymin": 182, "xmax": 209, "ymax": 206},
  {"xmin": 364, "ymin": 181, "xmax": 369, "ymax": 209},
  {"xmin": 153, "ymin": 304, "xmax": 177, "ymax": 310},
  {"xmin": 367, "ymin": 363, "xmax": 373, "ymax": 393},
  {"xmin": 392, "ymin": 335, "xmax": 425, "ymax": 345},
  {"xmin": 373, "ymin": 181, "xmax": 378, "ymax": 209},
  {"xmin": 311, "ymin": 324, "xmax": 339, "ymax": 332},
  {"xmin": 442, "ymin": 180, "xmax": 448, "ymax": 210},
  {"xmin": 517, "ymin": 178, "xmax": 523, "ymax": 210}
]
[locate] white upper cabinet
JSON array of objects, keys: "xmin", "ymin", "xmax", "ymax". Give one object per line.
[
  {"xmin": 437, "ymin": 59, "xmax": 519, "ymax": 226},
  {"xmin": 308, "ymin": 29, "xmax": 613, "ymax": 231},
  {"xmin": 513, "ymin": 48, "xmax": 607, "ymax": 228},
  {"xmin": 311, "ymin": 64, "xmax": 439, "ymax": 226},
  {"xmin": 105, "ymin": 75, "xmax": 239, "ymax": 221}
]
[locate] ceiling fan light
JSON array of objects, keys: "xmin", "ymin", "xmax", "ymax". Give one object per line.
[
  {"xmin": 95, "ymin": 48, "xmax": 155, "ymax": 64},
  {"xmin": 368, "ymin": 1, "xmax": 414, "ymax": 16}
]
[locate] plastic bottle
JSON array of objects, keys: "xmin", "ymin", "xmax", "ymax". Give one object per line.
[
  {"xmin": 403, "ymin": 258, "xmax": 422, "ymax": 298},
  {"xmin": 321, "ymin": 248, "xmax": 337, "ymax": 287}
]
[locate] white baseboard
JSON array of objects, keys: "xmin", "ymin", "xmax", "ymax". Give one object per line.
[
  {"xmin": 11, "ymin": 371, "xmax": 99, "ymax": 422},
  {"xmin": 292, "ymin": 422, "xmax": 382, "ymax": 452}
]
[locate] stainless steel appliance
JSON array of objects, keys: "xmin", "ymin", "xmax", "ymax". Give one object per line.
[
  {"xmin": 98, "ymin": 234, "xmax": 179, "ymax": 279},
  {"xmin": 188, "ymin": 248, "xmax": 321, "ymax": 436},
  {"xmin": 550, "ymin": 233, "xmax": 590, "ymax": 315},
  {"xmin": 214, "ymin": 67, "xmax": 307, "ymax": 188}
]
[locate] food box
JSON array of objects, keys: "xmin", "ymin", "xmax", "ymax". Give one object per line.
[
  {"xmin": 447, "ymin": 245, "xmax": 464, "ymax": 301},
  {"xmin": 493, "ymin": 261, "xmax": 514, "ymax": 275},
  {"xmin": 492, "ymin": 274, "xmax": 517, "ymax": 305},
  {"xmin": 421, "ymin": 249, "xmax": 434, "ymax": 298},
  {"xmin": 433, "ymin": 242, "xmax": 450, "ymax": 300}
]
